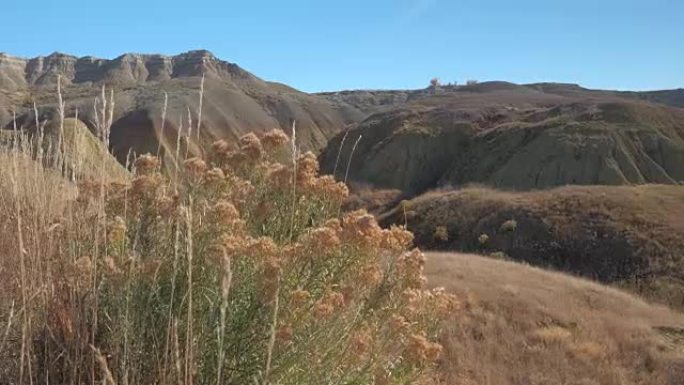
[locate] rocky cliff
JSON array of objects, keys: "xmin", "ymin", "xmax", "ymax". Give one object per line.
[{"xmin": 0, "ymin": 50, "xmax": 259, "ymax": 89}]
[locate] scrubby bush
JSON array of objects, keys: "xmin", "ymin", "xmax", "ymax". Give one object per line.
[
  {"xmin": 433, "ymin": 226, "xmax": 448, "ymax": 242},
  {"xmin": 500, "ymin": 219, "xmax": 517, "ymax": 232},
  {"xmin": 1, "ymin": 126, "xmax": 457, "ymax": 384}
]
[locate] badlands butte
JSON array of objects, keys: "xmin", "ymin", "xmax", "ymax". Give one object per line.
[{"xmin": 2, "ymin": 50, "xmax": 684, "ymax": 309}]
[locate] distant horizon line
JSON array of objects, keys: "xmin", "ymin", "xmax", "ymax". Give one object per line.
[{"xmin": 0, "ymin": 49, "xmax": 682, "ymax": 94}]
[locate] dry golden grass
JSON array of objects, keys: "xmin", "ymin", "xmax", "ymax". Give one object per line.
[
  {"xmin": 427, "ymin": 252, "xmax": 684, "ymax": 385},
  {"xmin": 0, "ymin": 150, "xmax": 75, "ymax": 296}
]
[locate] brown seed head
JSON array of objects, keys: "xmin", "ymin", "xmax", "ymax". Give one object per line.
[
  {"xmin": 266, "ymin": 162, "xmax": 291, "ymax": 188},
  {"xmin": 261, "ymin": 129, "xmax": 290, "ymax": 153},
  {"xmin": 302, "ymin": 227, "xmax": 340, "ymax": 254},
  {"xmin": 297, "ymin": 151, "xmax": 319, "ymax": 176},
  {"xmin": 203, "ymin": 167, "xmax": 225, "ymax": 185},
  {"xmin": 212, "ymin": 200, "xmax": 240, "ymax": 223},
  {"xmin": 134, "ymin": 154, "xmax": 160, "ymax": 175},
  {"xmin": 131, "ymin": 174, "xmax": 162, "ymax": 196},
  {"xmin": 313, "ymin": 175, "xmax": 349, "ymax": 201},
  {"xmin": 405, "ymin": 333, "xmax": 443, "ymax": 364},
  {"xmin": 239, "ymin": 133, "xmax": 264, "ymax": 161},
  {"xmin": 212, "ymin": 139, "xmax": 232, "ymax": 157},
  {"xmin": 184, "ymin": 157, "xmax": 208, "ymax": 176},
  {"xmin": 398, "ymin": 249, "xmax": 427, "ymax": 288},
  {"xmin": 389, "ymin": 314, "xmax": 409, "ymax": 334},
  {"xmin": 360, "ymin": 264, "xmax": 383, "ymax": 287},
  {"xmin": 380, "ymin": 226, "xmax": 414, "ymax": 252}
]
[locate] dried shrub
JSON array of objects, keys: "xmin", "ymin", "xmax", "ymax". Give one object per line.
[{"xmin": 1, "ymin": 127, "xmax": 456, "ymax": 385}]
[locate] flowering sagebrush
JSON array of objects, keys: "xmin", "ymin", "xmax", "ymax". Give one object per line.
[{"xmin": 4, "ymin": 128, "xmax": 456, "ymax": 385}]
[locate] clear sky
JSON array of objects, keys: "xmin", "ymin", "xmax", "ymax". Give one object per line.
[{"xmin": 1, "ymin": 0, "xmax": 682, "ymax": 92}]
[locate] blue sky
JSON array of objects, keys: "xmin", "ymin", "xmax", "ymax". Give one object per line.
[{"xmin": 1, "ymin": 0, "xmax": 682, "ymax": 92}]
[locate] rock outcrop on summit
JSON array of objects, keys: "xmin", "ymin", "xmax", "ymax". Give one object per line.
[
  {"xmin": 0, "ymin": 50, "xmax": 263, "ymax": 89},
  {"xmin": 0, "ymin": 50, "xmax": 365, "ymax": 162}
]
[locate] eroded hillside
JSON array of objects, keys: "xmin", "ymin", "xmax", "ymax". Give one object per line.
[{"xmin": 320, "ymin": 84, "xmax": 684, "ymax": 193}]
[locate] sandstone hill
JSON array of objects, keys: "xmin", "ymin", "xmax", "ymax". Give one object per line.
[
  {"xmin": 0, "ymin": 50, "xmax": 364, "ymax": 162},
  {"xmin": 320, "ymin": 82, "xmax": 684, "ymax": 193}
]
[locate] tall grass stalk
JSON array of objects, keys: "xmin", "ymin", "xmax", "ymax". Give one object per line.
[
  {"xmin": 197, "ymin": 75, "xmax": 205, "ymax": 143},
  {"xmin": 344, "ymin": 134, "xmax": 362, "ymax": 185},
  {"xmin": 331, "ymin": 128, "xmax": 349, "ymax": 179},
  {"xmin": 10, "ymin": 127, "xmax": 31, "ymax": 385},
  {"xmin": 156, "ymin": 92, "xmax": 169, "ymax": 161},
  {"xmin": 184, "ymin": 198, "xmax": 195, "ymax": 385}
]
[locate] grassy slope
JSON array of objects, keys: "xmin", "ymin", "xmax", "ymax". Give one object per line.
[
  {"xmin": 1, "ymin": 118, "xmax": 129, "ymax": 181},
  {"xmin": 380, "ymin": 185, "xmax": 684, "ymax": 308},
  {"xmin": 428, "ymin": 252, "xmax": 684, "ymax": 385}
]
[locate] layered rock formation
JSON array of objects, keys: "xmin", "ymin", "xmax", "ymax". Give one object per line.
[
  {"xmin": 0, "ymin": 50, "xmax": 259, "ymax": 89},
  {"xmin": 0, "ymin": 50, "xmax": 366, "ymax": 161}
]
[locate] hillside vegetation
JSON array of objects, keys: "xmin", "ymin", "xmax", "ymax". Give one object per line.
[{"xmin": 380, "ymin": 184, "xmax": 684, "ymax": 309}]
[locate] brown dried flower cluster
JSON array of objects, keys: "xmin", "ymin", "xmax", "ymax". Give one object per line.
[
  {"xmin": 260, "ymin": 129, "xmax": 290, "ymax": 153},
  {"xmin": 184, "ymin": 157, "xmax": 208, "ymax": 177},
  {"xmin": 311, "ymin": 175, "xmax": 349, "ymax": 201},
  {"xmin": 134, "ymin": 154, "xmax": 160, "ymax": 175},
  {"xmin": 202, "ymin": 167, "xmax": 225, "ymax": 186},
  {"xmin": 398, "ymin": 249, "xmax": 428, "ymax": 289},
  {"xmin": 290, "ymin": 289, "xmax": 312, "ymax": 309},
  {"xmin": 350, "ymin": 327, "xmax": 373, "ymax": 355},
  {"xmin": 314, "ymin": 289, "xmax": 345, "ymax": 319},
  {"xmin": 300, "ymin": 226, "xmax": 341, "ymax": 254},
  {"xmin": 131, "ymin": 173, "xmax": 163, "ymax": 197},
  {"xmin": 405, "ymin": 333, "xmax": 443, "ymax": 364},
  {"xmin": 239, "ymin": 133, "xmax": 264, "ymax": 161}
]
